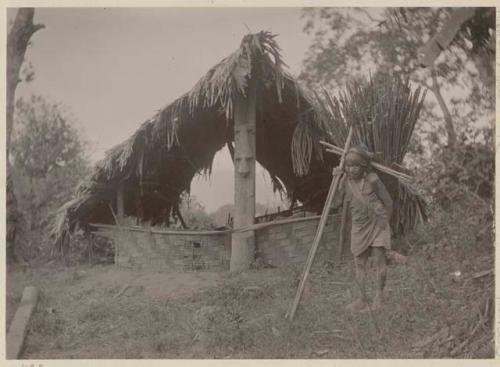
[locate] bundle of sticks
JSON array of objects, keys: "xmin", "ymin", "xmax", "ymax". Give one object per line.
[
  {"xmin": 312, "ymin": 76, "xmax": 427, "ymax": 236},
  {"xmin": 319, "ymin": 140, "xmax": 413, "ymax": 184}
]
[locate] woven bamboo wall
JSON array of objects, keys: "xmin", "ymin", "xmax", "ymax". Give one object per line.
[{"xmin": 92, "ymin": 214, "xmax": 348, "ymax": 272}]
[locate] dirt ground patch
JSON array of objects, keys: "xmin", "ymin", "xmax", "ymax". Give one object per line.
[
  {"xmin": 76, "ymin": 268, "xmax": 224, "ymax": 300},
  {"xmin": 6, "ymin": 244, "xmax": 494, "ymax": 359}
]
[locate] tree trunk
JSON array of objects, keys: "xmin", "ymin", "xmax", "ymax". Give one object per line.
[
  {"xmin": 6, "ymin": 9, "xmax": 44, "ymax": 262},
  {"xmin": 7, "ymin": 9, "xmax": 44, "ymax": 148},
  {"xmin": 417, "ymin": 8, "xmax": 476, "ymax": 68},
  {"xmin": 29, "ymin": 176, "xmax": 36, "ymax": 231},
  {"xmin": 472, "ymin": 34, "xmax": 495, "ymax": 111},
  {"xmin": 430, "ymin": 69, "xmax": 456, "ymax": 150}
]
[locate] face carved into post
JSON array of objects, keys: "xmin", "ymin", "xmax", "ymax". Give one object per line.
[{"xmin": 234, "ymin": 124, "xmax": 255, "ymax": 177}]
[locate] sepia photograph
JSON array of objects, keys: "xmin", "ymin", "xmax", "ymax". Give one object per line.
[{"xmin": 5, "ymin": 4, "xmax": 496, "ymax": 360}]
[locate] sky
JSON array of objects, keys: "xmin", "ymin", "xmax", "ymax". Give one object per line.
[{"xmin": 11, "ymin": 7, "xmax": 313, "ymax": 212}]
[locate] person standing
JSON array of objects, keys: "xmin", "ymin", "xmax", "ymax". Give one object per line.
[{"xmin": 332, "ymin": 144, "xmax": 393, "ymax": 311}]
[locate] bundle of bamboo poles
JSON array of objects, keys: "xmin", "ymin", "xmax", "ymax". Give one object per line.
[
  {"xmin": 315, "ymin": 76, "xmax": 426, "ymax": 166},
  {"xmin": 313, "ymin": 75, "xmax": 427, "ymax": 235}
]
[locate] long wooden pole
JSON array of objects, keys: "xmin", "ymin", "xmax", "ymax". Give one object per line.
[
  {"xmin": 336, "ymin": 195, "xmax": 349, "ymax": 265},
  {"xmin": 288, "ymin": 126, "xmax": 354, "ymax": 320}
]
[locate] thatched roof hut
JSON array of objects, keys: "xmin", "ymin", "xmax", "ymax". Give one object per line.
[
  {"xmin": 53, "ymin": 31, "xmax": 426, "ymax": 249},
  {"xmin": 53, "ymin": 32, "xmax": 337, "ymax": 246}
]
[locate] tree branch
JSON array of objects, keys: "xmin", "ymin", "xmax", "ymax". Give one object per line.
[
  {"xmin": 430, "ymin": 68, "xmax": 457, "ymax": 149},
  {"xmin": 356, "ymin": 8, "xmax": 384, "ymax": 25},
  {"xmin": 7, "ymin": 8, "xmax": 44, "ymax": 151}
]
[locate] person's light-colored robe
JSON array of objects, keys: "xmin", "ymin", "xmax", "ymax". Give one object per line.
[{"xmin": 338, "ymin": 172, "xmax": 393, "ymax": 257}]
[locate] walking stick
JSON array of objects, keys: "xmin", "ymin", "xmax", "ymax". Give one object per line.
[{"xmin": 288, "ymin": 126, "xmax": 354, "ymax": 320}]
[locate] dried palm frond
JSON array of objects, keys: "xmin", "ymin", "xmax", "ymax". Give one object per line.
[
  {"xmin": 187, "ymin": 31, "xmax": 287, "ymax": 121},
  {"xmin": 290, "ymin": 88, "xmax": 332, "ymax": 176}
]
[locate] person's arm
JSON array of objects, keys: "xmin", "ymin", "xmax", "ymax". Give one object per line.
[{"xmin": 371, "ymin": 173, "xmax": 393, "ymax": 218}]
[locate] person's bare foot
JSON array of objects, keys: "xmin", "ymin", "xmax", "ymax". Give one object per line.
[
  {"xmin": 386, "ymin": 250, "xmax": 407, "ymax": 264},
  {"xmin": 345, "ymin": 298, "xmax": 368, "ymax": 312}
]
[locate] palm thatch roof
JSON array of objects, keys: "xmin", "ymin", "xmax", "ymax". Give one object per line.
[
  {"xmin": 53, "ymin": 31, "xmax": 427, "ymax": 250},
  {"xmin": 53, "ymin": 32, "xmax": 335, "ymax": 248}
]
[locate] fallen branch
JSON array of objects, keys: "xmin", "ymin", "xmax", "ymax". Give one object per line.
[
  {"xmin": 329, "ymin": 334, "xmax": 352, "ymax": 341},
  {"xmin": 435, "ymin": 335, "xmax": 454, "ymax": 347},
  {"xmin": 450, "ymin": 336, "xmax": 471, "ymax": 357},
  {"xmin": 413, "ymin": 327, "xmax": 449, "ymax": 349},
  {"xmin": 113, "ymin": 284, "xmax": 130, "ymax": 299},
  {"xmin": 470, "ymin": 269, "xmax": 493, "ymax": 279},
  {"xmin": 7, "ymin": 286, "xmax": 40, "ymax": 359},
  {"xmin": 312, "ymin": 329, "xmax": 344, "ymax": 334}
]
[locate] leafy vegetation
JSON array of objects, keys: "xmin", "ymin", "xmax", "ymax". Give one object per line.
[
  {"xmin": 10, "ymin": 95, "xmax": 91, "ymax": 263},
  {"xmin": 300, "ymin": 8, "xmax": 494, "ymax": 151}
]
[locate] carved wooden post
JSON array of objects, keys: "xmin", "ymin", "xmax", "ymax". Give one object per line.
[{"xmin": 230, "ymin": 80, "xmax": 256, "ymax": 272}]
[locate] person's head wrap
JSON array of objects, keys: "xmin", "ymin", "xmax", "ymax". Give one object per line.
[{"xmin": 345, "ymin": 144, "xmax": 374, "ymax": 167}]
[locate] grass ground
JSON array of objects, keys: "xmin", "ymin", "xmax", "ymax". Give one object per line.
[{"xmin": 6, "ymin": 240, "xmax": 494, "ymax": 359}]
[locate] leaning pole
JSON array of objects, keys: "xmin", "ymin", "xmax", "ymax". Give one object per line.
[{"xmin": 230, "ymin": 79, "xmax": 257, "ymax": 272}]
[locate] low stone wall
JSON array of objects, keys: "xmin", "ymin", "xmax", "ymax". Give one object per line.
[{"xmin": 92, "ymin": 214, "xmax": 348, "ymax": 272}]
